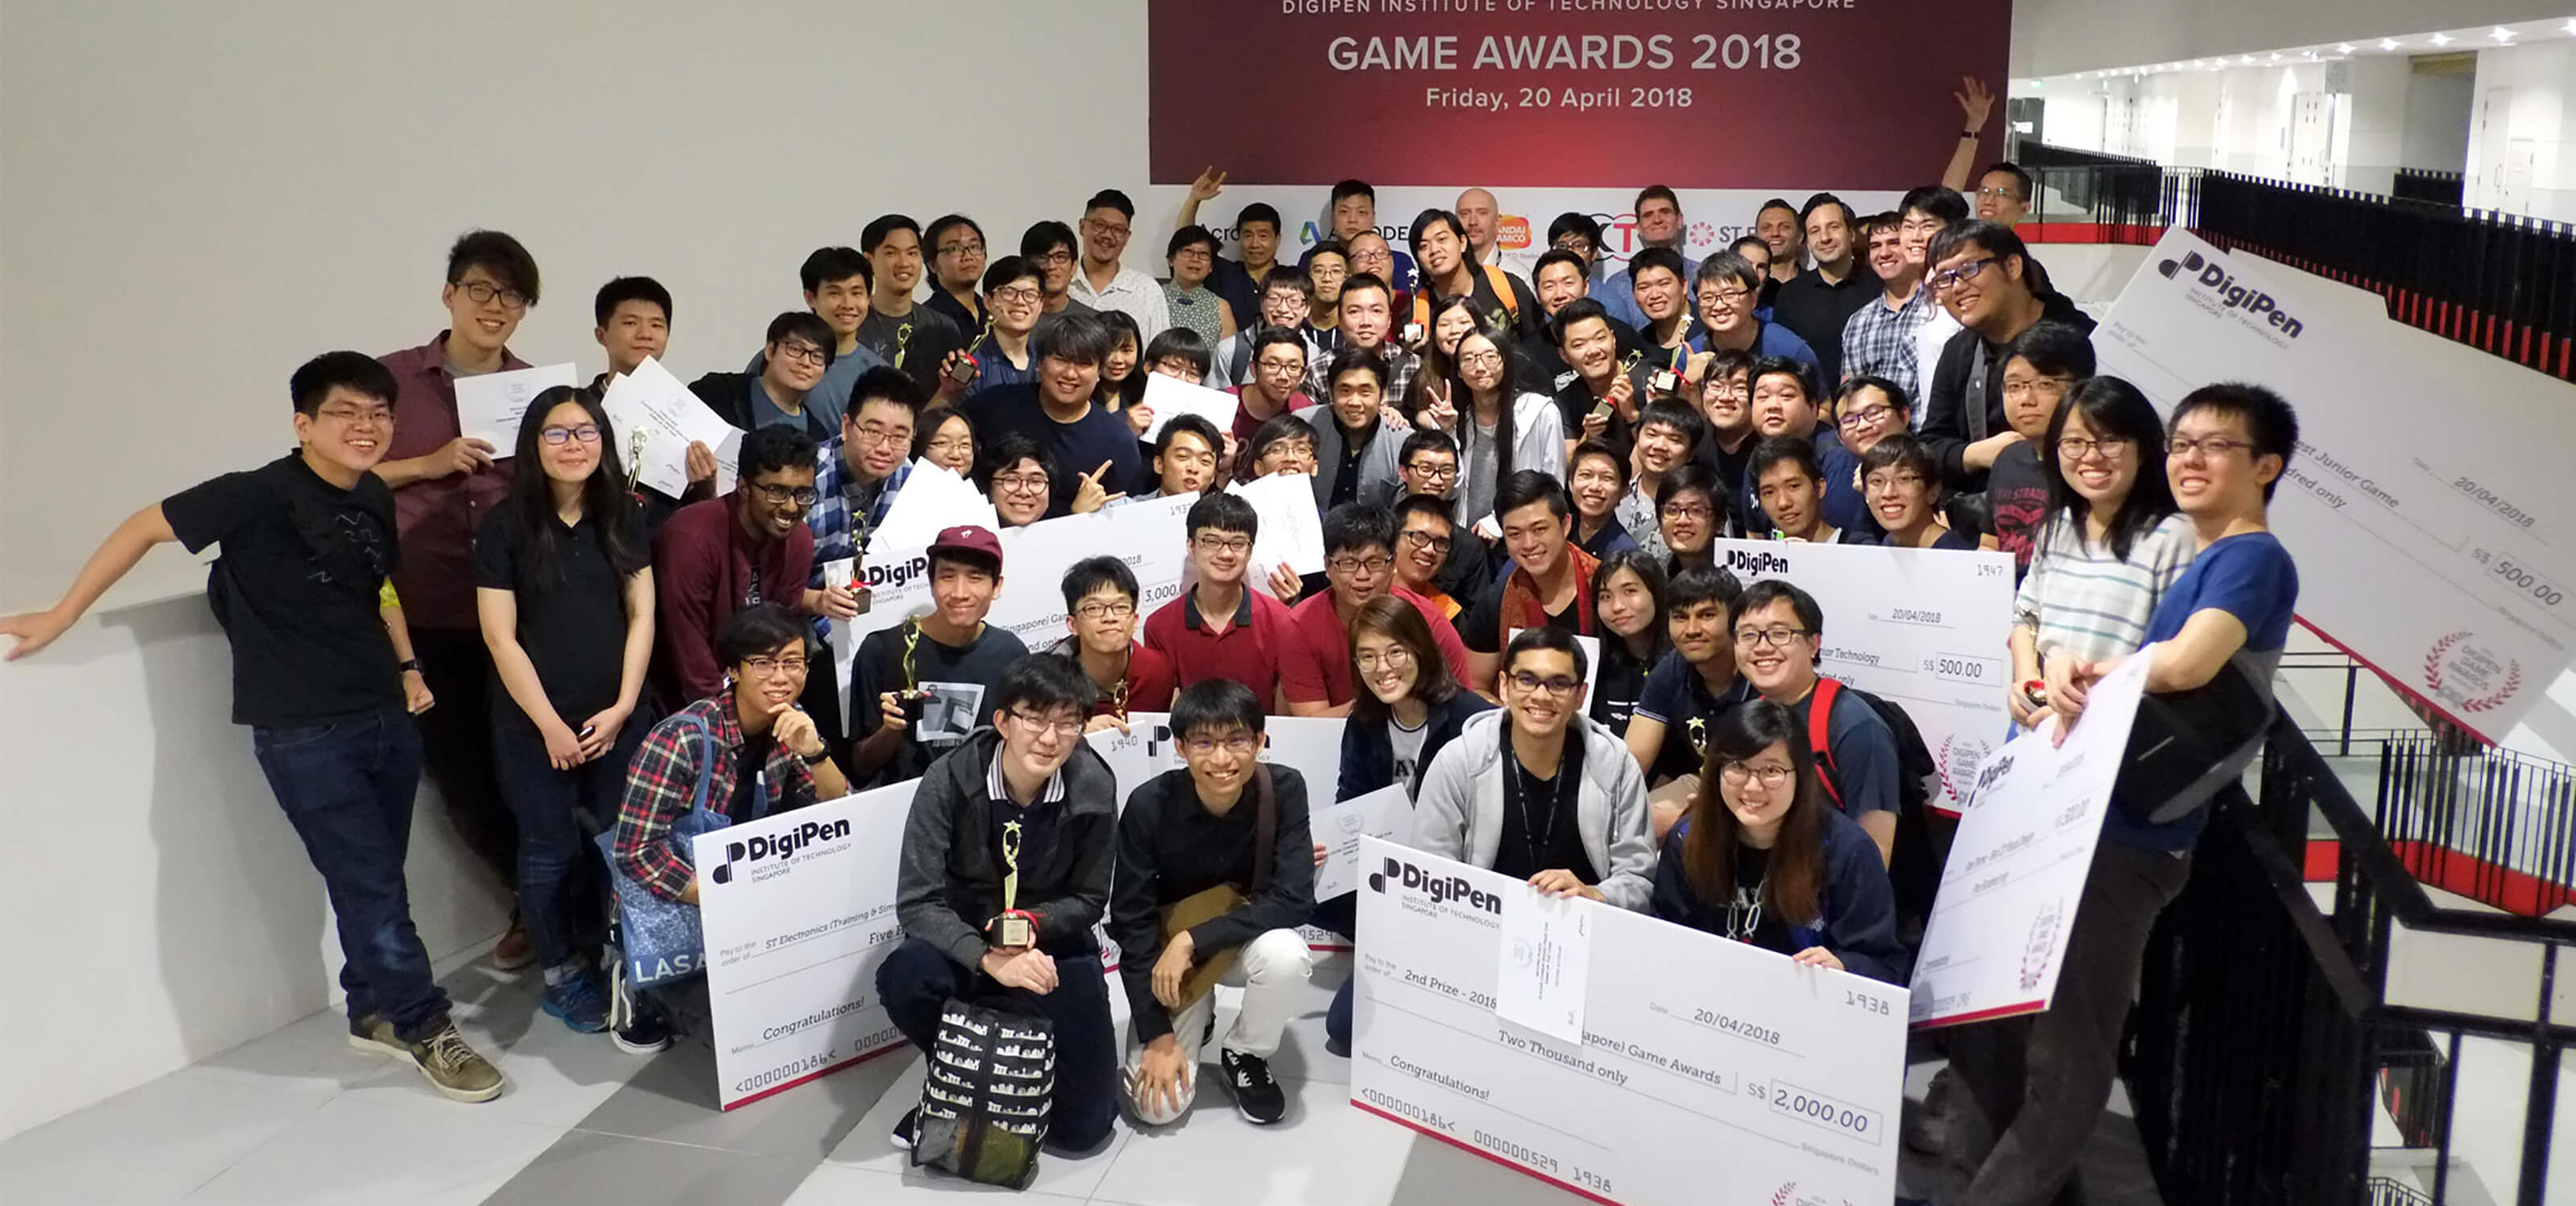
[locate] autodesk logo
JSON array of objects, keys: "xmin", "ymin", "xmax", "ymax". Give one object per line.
[
  {"xmin": 711, "ymin": 818, "xmax": 852, "ymax": 885},
  {"xmin": 2156, "ymin": 250, "xmax": 2304, "ymax": 337},
  {"xmin": 1367, "ymin": 856, "xmax": 1502, "ymax": 914}
]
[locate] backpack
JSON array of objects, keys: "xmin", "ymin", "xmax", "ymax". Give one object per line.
[
  {"xmin": 1806, "ymin": 677, "xmax": 1947, "ymax": 940},
  {"xmin": 1410, "ymin": 263, "xmax": 1523, "ymax": 331}
]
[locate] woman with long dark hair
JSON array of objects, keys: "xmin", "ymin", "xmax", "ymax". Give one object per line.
[
  {"xmin": 1096, "ymin": 308, "xmax": 1146, "ymax": 411},
  {"xmin": 476, "ymin": 385, "xmax": 657, "ymax": 1036},
  {"xmin": 1424, "ymin": 314, "xmax": 1564, "ymax": 529},
  {"xmin": 1651, "ymin": 700, "xmax": 1905, "ymax": 984},
  {"xmin": 2007, "ymin": 376, "xmax": 2197, "ymax": 730},
  {"xmin": 1589, "ymin": 549, "xmax": 1670, "ymax": 736}
]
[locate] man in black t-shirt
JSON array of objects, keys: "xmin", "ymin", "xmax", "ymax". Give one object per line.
[
  {"xmin": 855, "ymin": 214, "xmax": 966, "ymax": 399},
  {"xmin": 1, "ymin": 352, "xmax": 506, "ymax": 1105},
  {"xmin": 1983, "ymin": 321, "xmax": 2095, "ymax": 576},
  {"xmin": 963, "ymin": 311, "xmax": 1142, "ymax": 515},
  {"xmin": 1624, "ymin": 565, "xmax": 1752, "ymax": 838},
  {"xmin": 849, "ymin": 526, "xmax": 1030, "ymax": 787}
]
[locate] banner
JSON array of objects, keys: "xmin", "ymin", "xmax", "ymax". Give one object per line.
[
  {"xmin": 693, "ymin": 783, "xmax": 918, "ymax": 1109},
  {"xmin": 2097, "ymin": 231, "xmax": 2576, "ymax": 741},
  {"xmin": 1352, "ymin": 838, "xmax": 1906, "ymax": 1205},
  {"xmin": 1712, "ymin": 538, "xmax": 2017, "ymax": 813},
  {"xmin": 1909, "ymin": 651, "xmax": 2149, "ymax": 1029},
  {"xmin": 1147, "ymin": 2, "xmax": 2006, "ymax": 194}
]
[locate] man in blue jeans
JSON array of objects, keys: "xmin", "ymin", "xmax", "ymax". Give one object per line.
[
  {"xmin": 0, "ymin": 350, "xmax": 507, "ymax": 1103},
  {"xmin": 877, "ymin": 653, "xmax": 1121, "ymax": 1157}
]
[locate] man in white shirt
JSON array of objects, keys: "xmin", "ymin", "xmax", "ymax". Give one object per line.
[
  {"xmin": 1896, "ymin": 187, "xmax": 1971, "ymax": 429},
  {"xmin": 1068, "ymin": 188, "xmax": 1172, "ymax": 343}
]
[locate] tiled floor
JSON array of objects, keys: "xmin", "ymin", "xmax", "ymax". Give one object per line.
[{"xmin": 2, "ymin": 952, "xmax": 2167, "ymax": 1206}]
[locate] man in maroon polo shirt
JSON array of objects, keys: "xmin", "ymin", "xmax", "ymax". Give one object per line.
[
  {"xmin": 373, "ymin": 229, "xmax": 540, "ymax": 960},
  {"xmin": 650, "ymin": 425, "xmax": 822, "ymax": 704},
  {"xmin": 1278, "ymin": 504, "xmax": 1471, "ymax": 717},
  {"xmin": 1140, "ymin": 492, "xmax": 1294, "ymax": 711},
  {"xmin": 1224, "ymin": 328, "xmax": 1312, "ymax": 477}
]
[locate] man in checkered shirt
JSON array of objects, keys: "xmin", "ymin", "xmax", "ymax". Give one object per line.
[{"xmin": 1840, "ymin": 187, "xmax": 1969, "ymax": 421}]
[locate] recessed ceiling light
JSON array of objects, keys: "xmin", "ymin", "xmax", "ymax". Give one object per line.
[
  {"xmin": 2489, "ymin": 26, "xmax": 2515, "ymax": 41},
  {"xmin": 2336, "ymin": 43, "xmax": 2356, "ymax": 54},
  {"xmin": 2430, "ymin": 32, "xmax": 2453, "ymax": 45},
  {"xmin": 2562, "ymin": 19, "xmax": 2576, "ymax": 34},
  {"xmin": 2380, "ymin": 38, "xmax": 2401, "ymax": 50},
  {"xmin": 2268, "ymin": 52, "xmax": 2283, "ymax": 61},
  {"xmin": 2241, "ymin": 54, "xmax": 2258, "ymax": 64}
]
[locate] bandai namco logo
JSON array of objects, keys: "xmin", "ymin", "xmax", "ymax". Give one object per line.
[
  {"xmin": 1496, "ymin": 214, "xmax": 1532, "ymax": 251},
  {"xmin": 2156, "ymin": 250, "xmax": 2305, "ymax": 338}
]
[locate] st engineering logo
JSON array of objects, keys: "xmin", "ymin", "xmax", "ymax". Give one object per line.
[
  {"xmin": 2156, "ymin": 250, "xmax": 2305, "ymax": 339},
  {"xmin": 711, "ymin": 818, "xmax": 852, "ymax": 885},
  {"xmin": 1368, "ymin": 856, "xmax": 1502, "ymax": 914}
]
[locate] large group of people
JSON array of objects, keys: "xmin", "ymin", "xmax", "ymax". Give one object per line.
[{"xmin": 2, "ymin": 110, "xmax": 2306, "ymax": 1204}]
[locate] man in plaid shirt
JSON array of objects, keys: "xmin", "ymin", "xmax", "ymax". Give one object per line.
[
  {"xmin": 803, "ymin": 366, "xmax": 926, "ymax": 752},
  {"xmin": 1840, "ymin": 188, "xmax": 1969, "ymax": 416},
  {"xmin": 1310, "ymin": 271, "xmax": 1417, "ymax": 405}
]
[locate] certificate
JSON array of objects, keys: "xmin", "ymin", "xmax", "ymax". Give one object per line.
[
  {"xmin": 453, "ymin": 361, "xmax": 577, "ymax": 449},
  {"xmin": 1495, "ymin": 889, "xmax": 1592, "ymax": 1044},
  {"xmin": 599, "ymin": 356, "xmax": 745, "ymax": 498},
  {"xmin": 1352, "ymin": 839, "xmax": 1906, "ymax": 1206},
  {"xmin": 2099, "ymin": 230, "xmax": 2576, "ymax": 741},
  {"xmin": 1140, "ymin": 371, "xmax": 1241, "ymax": 441},
  {"xmin": 1311, "ymin": 784, "xmax": 1408, "ymax": 902},
  {"xmin": 1711, "ymin": 538, "xmax": 2016, "ymax": 816},
  {"xmin": 1228, "ymin": 471, "xmax": 1327, "ymax": 576},
  {"xmin": 693, "ymin": 782, "xmax": 917, "ymax": 1109},
  {"xmin": 1909, "ymin": 650, "xmax": 2151, "ymax": 1029}
]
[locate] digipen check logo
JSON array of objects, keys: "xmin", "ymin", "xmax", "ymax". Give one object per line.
[
  {"xmin": 2155, "ymin": 250, "xmax": 2206, "ymax": 279},
  {"xmin": 1368, "ymin": 857, "xmax": 1503, "ymax": 913},
  {"xmin": 710, "ymin": 819, "xmax": 854, "ymax": 885},
  {"xmin": 2157, "ymin": 249, "xmax": 2304, "ymax": 337}
]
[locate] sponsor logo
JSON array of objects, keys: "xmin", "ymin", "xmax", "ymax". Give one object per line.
[
  {"xmin": 1368, "ymin": 856, "xmax": 1502, "ymax": 914},
  {"xmin": 2424, "ymin": 630, "xmax": 2523, "ymax": 714},
  {"xmin": 1971, "ymin": 750, "xmax": 2016, "ymax": 799},
  {"xmin": 1725, "ymin": 547, "xmax": 1791, "ymax": 577},
  {"xmin": 860, "ymin": 555, "xmax": 929, "ymax": 592},
  {"xmin": 1938, "ymin": 734, "xmax": 1991, "ymax": 808},
  {"xmin": 712, "ymin": 818, "xmax": 853, "ymax": 885},
  {"xmin": 2155, "ymin": 250, "xmax": 2304, "ymax": 338},
  {"xmin": 1496, "ymin": 214, "xmax": 1531, "ymax": 250}
]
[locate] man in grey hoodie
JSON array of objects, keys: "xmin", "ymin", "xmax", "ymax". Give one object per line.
[
  {"xmin": 874, "ymin": 654, "xmax": 1121, "ymax": 1155},
  {"xmin": 1412, "ymin": 626, "xmax": 1657, "ymax": 909}
]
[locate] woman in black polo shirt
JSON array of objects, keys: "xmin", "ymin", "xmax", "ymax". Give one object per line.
[{"xmin": 477, "ymin": 386, "xmax": 656, "ymax": 1038}]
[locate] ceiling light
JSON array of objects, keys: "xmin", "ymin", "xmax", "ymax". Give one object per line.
[
  {"xmin": 2562, "ymin": 19, "xmax": 2576, "ymax": 34},
  {"xmin": 2336, "ymin": 43, "xmax": 2355, "ymax": 54},
  {"xmin": 2489, "ymin": 27, "xmax": 2515, "ymax": 42},
  {"xmin": 2379, "ymin": 38, "xmax": 2401, "ymax": 50},
  {"xmin": 2241, "ymin": 54, "xmax": 2258, "ymax": 64},
  {"xmin": 2430, "ymin": 32, "xmax": 2453, "ymax": 45},
  {"xmin": 2268, "ymin": 52, "xmax": 2283, "ymax": 61}
]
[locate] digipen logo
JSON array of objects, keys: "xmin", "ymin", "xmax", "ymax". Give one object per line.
[
  {"xmin": 1725, "ymin": 547, "xmax": 1791, "ymax": 577},
  {"xmin": 711, "ymin": 818, "xmax": 853, "ymax": 885},
  {"xmin": 2157, "ymin": 249, "xmax": 2304, "ymax": 337},
  {"xmin": 1367, "ymin": 857, "xmax": 1503, "ymax": 914},
  {"xmin": 861, "ymin": 555, "xmax": 930, "ymax": 592}
]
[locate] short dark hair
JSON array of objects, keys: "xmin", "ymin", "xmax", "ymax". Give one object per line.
[
  {"xmin": 1667, "ymin": 564, "xmax": 1745, "ymax": 615},
  {"xmin": 1629, "ymin": 246, "xmax": 1687, "ymax": 285},
  {"xmin": 716, "ymin": 603, "xmax": 810, "ymax": 666},
  {"xmin": 913, "ymin": 404, "xmax": 973, "ymax": 464},
  {"xmin": 1340, "ymin": 271, "xmax": 1393, "ymax": 308},
  {"xmin": 1393, "ymin": 491, "xmax": 1456, "ymax": 534},
  {"xmin": 2002, "ymin": 320, "xmax": 2097, "ymax": 380},
  {"xmin": 1020, "ymin": 221, "xmax": 1078, "ymax": 261},
  {"xmin": 1748, "ymin": 435, "xmax": 1824, "ymax": 485},
  {"xmin": 1156, "ymin": 412, "xmax": 1224, "ymax": 461},
  {"xmin": 1237, "ymin": 202, "xmax": 1282, "ymax": 233},
  {"xmin": 986, "ymin": 432, "xmax": 1052, "ymax": 483},
  {"xmin": 1756, "ymin": 197, "xmax": 1798, "ymax": 222},
  {"xmin": 1495, "ymin": 469, "xmax": 1571, "ymax": 522},
  {"xmin": 290, "ymin": 350, "xmax": 398, "ymax": 417},
  {"xmin": 1858, "ymin": 431, "xmax": 1941, "ymax": 483},
  {"xmin": 1979, "ymin": 162, "xmax": 2033, "ymax": 201},
  {"xmin": 1855, "ymin": 211, "xmax": 1901, "ymax": 242},
  {"xmin": 1567, "ymin": 436, "xmax": 1628, "ymax": 486},
  {"xmin": 1750, "ymin": 355, "xmax": 1820, "ymax": 405},
  {"xmin": 1031, "ymin": 309, "xmax": 1116, "ymax": 366},
  {"xmin": 1798, "ymin": 192, "xmax": 1856, "ymax": 231},
  {"xmin": 1331, "ymin": 180, "xmax": 1377, "ymax": 207},
  {"xmin": 1547, "ymin": 212, "xmax": 1604, "ymax": 250},
  {"xmin": 1532, "ymin": 247, "xmax": 1589, "ymax": 284},
  {"xmin": 1399, "ymin": 427, "xmax": 1459, "ymax": 468},
  {"xmin": 1637, "ymin": 400, "xmax": 1708, "ymax": 452},
  {"xmin": 1731, "ymin": 578, "xmax": 1823, "ymax": 638},
  {"xmin": 1261, "ymin": 269, "xmax": 1311, "ymax": 300},
  {"xmin": 1146, "ymin": 327, "xmax": 1213, "ymax": 376},
  {"xmin": 1323, "ymin": 503, "xmax": 1393, "ymax": 558},
  {"xmin": 1900, "ymin": 185, "xmax": 1971, "ymax": 227},
  {"xmin": 1251, "ymin": 325, "xmax": 1307, "ymax": 361},
  {"xmin": 1550, "ymin": 297, "xmax": 1614, "ymax": 348},
  {"xmin": 860, "ymin": 213, "xmax": 921, "ymax": 254},
  {"xmin": 1702, "ymin": 348, "xmax": 1757, "ymax": 390},
  {"xmin": 737, "ymin": 423, "xmax": 819, "ymax": 482},
  {"xmin": 2171, "ymin": 382, "xmax": 2301, "ymax": 501},
  {"xmin": 1655, "ymin": 463, "xmax": 1723, "ymax": 512},
  {"xmin": 799, "ymin": 246, "xmax": 870, "ymax": 294},
  {"xmin": 980, "ymin": 254, "xmax": 1042, "ymax": 295},
  {"xmin": 923, "ymin": 213, "xmax": 984, "ymax": 255},
  {"xmin": 1634, "ymin": 184, "xmax": 1680, "ymax": 213},
  {"xmin": 1060, "ymin": 554, "xmax": 1138, "ymax": 609},
  {"xmin": 1084, "ymin": 188, "xmax": 1137, "ymax": 221},
  {"xmin": 1837, "ymin": 374, "xmax": 1912, "ymax": 420},
  {"xmin": 1167, "ymin": 224, "xmax": 1221, "ymax": 262},
  {"xmin": 1304, "ymin": 237, "xmax": 1350, "ymax": 270},
  {"xmin": 447, "ymin": 229, "xmax": 539, "ymax": 304},
  {"xmin": 593, "ymin": 276, "xmax": 672, "ymax": 328},
  {"xmin": 1505, "ymin": 624, "xmax": 1590, "ymax": 680},
  {"xmin": 849, "ymin": 366, "xmax": 925, "ymax": 419},
  {"xmin": 994, "ymin": 653, "xmax": 1099, "ymax": 719},
  {"xmin": 766, "ymin": 312, "xmax": 834, "ymax": 360},
  {"xmin": 1248, "ymin": 412, "xmax": 1315, "ymax": 463},
  {"xmin": 1695, "ymin": 251, "xmax": 1762, "ymax": 297},
  {"xmin": 1728, "ymin": 235, "xmax": 1771, "ymax": 259},
  {"xmin": 1349, "ymin": 594, "xmax": 1461, "ymax": 724},
  {"xmin": 1186, "ymin": 489, "xmax": 1259, "ymax": 540},
  {"xmin": 1327, "ymin": 345, "xmax": 1390, "ymax": 390},
  {"xmin": 1171, "ymin": 679, "xmax": 1265, "ymax": 740},
  {"xmin": 1407, "ymin": 209, "xmax": 1467, "ymax": 260},
  {"xmin": 1926, "ymin": 219, "xmax": 2031, "ymax": 287}
]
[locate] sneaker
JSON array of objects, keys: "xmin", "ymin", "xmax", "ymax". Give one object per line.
[
  {"xmin": 541, "ymin": 973, "xmax": 610, "ymax": 1034},
  {"xmin": 398, "ymin": 1022, "xmax": 506, "ymax": 1103},
  {"xmin": 491, "ymin": 922, "xmax": 535, "ymax": 971},
  {"xmin": 607, "ymin": 960, "xmax": 671, "ymax": 1055},
  {"xmin": 346, "ymin": 1014, "xmax": 406, "ymax": 1059},
  {"xmin": 1219, "ymin": 1048, "xmax": 1286, "ymax": 1125},
  {"xmin": 890, "ymin": 1106, "xmax": 920, "ymax": 1150}
]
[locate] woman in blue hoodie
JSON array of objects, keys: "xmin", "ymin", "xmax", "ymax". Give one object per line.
[
  {"xmin": 1335, "ymin": 594, "xmax": 1496, "ymax": 803},
  {"xmin": 1651, "ymin": 700, "xmax": 1906, "ymax": 985}
]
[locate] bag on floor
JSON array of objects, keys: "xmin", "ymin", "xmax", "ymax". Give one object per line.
[
  {"xmin": 592, "ymin": 712, "xmax": 769, "ymax": 989},
  {"xmin": 911, "ymin": 997, "xmax": 1057, "ymax": 1189}
]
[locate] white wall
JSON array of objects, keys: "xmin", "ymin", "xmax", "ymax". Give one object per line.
[
  {"xmin": 2011, "ymin": 0, "xmax": 2573, "ymax": 78},
  {"xmin": 0, "ymin": 0, "xmax": 1160, "ymax": 1139},
  {"xmin": 2467, "ymin": 40, "xmax": 2576, "ymax": 221}
]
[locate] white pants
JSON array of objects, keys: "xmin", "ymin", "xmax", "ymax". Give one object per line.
[{"xmin": 1121, "ymin": 927, "xmax": 1314, "ymax": 1125}]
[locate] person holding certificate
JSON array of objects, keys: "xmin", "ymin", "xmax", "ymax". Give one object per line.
[{"xmin": 1649, "ymin": 700, "xmax": 1905, "ymax": 985}]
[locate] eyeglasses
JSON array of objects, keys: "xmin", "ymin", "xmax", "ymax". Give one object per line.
[
  {"xmin": 993, "ymin": 472, "xmax": 1050, "ymax": 495},
  {"xmin": 1355, "ymin": 646, "xmax": 1415, "ymax": 672},
  {"xmin": 315, "ymin": 405, "xmax": 392, "ymax": 427},
  {"xmin": 741, "ymin": 654, "xmax": 807, "ymax": 678},
  {"xmin": 1008, "ymin": 708, "xmax": 1085, "ymax": 740},
  {"xmin": 1256, "ymin": 357, "xmax": 1306, "ymax": 374},
  {"xmin": 774, "ymin": 341, "xmax": 829, "ymax": 367},
  {"xmin": 1864, "ymin": 472, "xmax": 1930, "ymax": 493},
  {"xmin": 1183, "ymin": 733, "xmax": 1260, "ymax": 756},
  {"xmin": 1929, "ymin": 258, "xmax": 1999, "ymax": 294},
  {"xmin": 539, "ymin": 423, "xmax": 601, "ymax": 445},
  {"xmin": 1194, "ymin": 534, "xmax": 1253, "ymax": 555},
  {"xmin": 1698, "ymin": 287, "xmax": 1752, "ymax": 309},
  {"xmin": 1719, "ymin": 762, "xmax": 1796, "ymax": 788},
  {"xmin": 927, "ymin": 433, "xmax": 972, "ymax": 456},
  {"xmin": 936, "ymin": 241, "xmax": 985, "ymax": 258},
  {"xmin": 1154, "ymin": 357, "xmax": 1203, "ymax": 379},
  {"xmin": 749, "ymin": 482, "xmax": 821, "ymax": 508},
  {"xmin": 2001, "ymin": 375, "xmax": 2072, "ymax": 399},
  {"xmin": 991, "ymin": 285, "xmax": 1042, "ymax": 305},
  {"xmin": 2055, "ymin": 436, "xmax": 2129, "ymax": 461},
  {"xmin": 2167, "ymin": 435, "xmax": 2256, "ymax": 459},
  {"xmin": 1405, "ymin": 461, "xmax": 1459, "ymax": 481},
  {"xmin": 1307, "ymin": 263, "xmax": 1348, "ymax": 280},
  {"xmin": 1399, "ymin": 529, "xmax": 1453, "ymax": 554},
  {"xmin": 1328, "ymin": 554, "xmax": 1393, "ymax": 575},
  {"xmin": 848, "ymin": 421, "xmax": 912, "ymax": 449},
  {"xmin": 1170, "ymin": 247, "xmax": 1212, "ymax": 262},
  {"xmin": 1074, "ymin": 600, "xmax": 1136, "ymax": 621},
  {"xmin": 1457, "ymin": 350, "xmax": 1503, "ymax": 370},
  {"xmin": 1553, "ymin": 237, "xmax": 1595, "ymax": 254},
  {"xmin": 1837, "ymin": 405, "xmax": 1896, "ymax": 429},
  {"xmin": 1976, "ymin": 185, "xmax": 2024, "ymax": 200},
  {"xmin": 1662, "ymin": 503, "xmax": 1714, "ymax": 522},
  {"xmin": 1083, "ymin": 218, "xmax": 1131, "ymax": 238},
  {"xmin": 1507, "ymin": 671, "xmax": 1582, "ymax": 696},
  {"xmin": 455, "ymin": 279, "xmax": 530, "ymax": 311},
  {"xmin": 1734, "ymin": 626, "xmax": 1812, "ymax": 647},
  {"xmin": 1037, "ymin": 249, "xmax": 1075, "ymax": 266}
]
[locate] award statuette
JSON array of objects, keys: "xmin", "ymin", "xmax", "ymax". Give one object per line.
[{"xmin": 987, "ymin": 820, "xmax": 1036, "ymax": 948}]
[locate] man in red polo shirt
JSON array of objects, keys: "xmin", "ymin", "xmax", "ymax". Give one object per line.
[
  {"xmin": 1460, "ymin": 471, "xmax": 1600, "ymax": 696},
  {"xmin": 1224, "ymin": 328, "xmax": 1312, "ymax": 477},
  {"xmin": 1141, "ymin": 493, "xmax": 1294, "ymax": 711},
  {"xmin": 1279, "ymin": 504, "xmax": 1472, "ymax": 717}
]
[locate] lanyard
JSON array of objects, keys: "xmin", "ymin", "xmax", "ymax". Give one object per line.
[{"xmin": 1500, "ymin": 722, "xmax": 1566, "ymax": 872}]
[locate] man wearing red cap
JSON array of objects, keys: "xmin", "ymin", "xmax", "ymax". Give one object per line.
[{"xmin": 847, "ymin": 524, "xmax": 1027, "ymax": 786}]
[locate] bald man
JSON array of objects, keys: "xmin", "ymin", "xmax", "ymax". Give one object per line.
[{"xmin": 1456, "ymin": 188, "xmax": 1502, "ymax": 265}]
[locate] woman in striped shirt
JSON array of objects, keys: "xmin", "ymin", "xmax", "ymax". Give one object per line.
[{"xmin": 2008, "ymin": 376, "xmax": 2198, "ymax": 730}]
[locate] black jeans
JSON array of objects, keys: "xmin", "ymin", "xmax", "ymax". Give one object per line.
[
  {"xmin": 876, "ymin": 937, "xmax": 1118, "ymax": 1153},
  {"xmin": 409, "ymin": 626, "xmax": 517, "ymax": 886},
  {"xmin": 1942, "ymin": 841, "xmax": 2194, "ymax": 1206},
  {"xmin": 1311, "ymin": 894, "xmax": 1357, "ymax": 1049},
  {"xmin": 251, "ymin": 706, "xmax": 450, "ymax": 1040},
  {"xmin": 489, "ymin": 708, "xmax": 649, "ymax": 973}
]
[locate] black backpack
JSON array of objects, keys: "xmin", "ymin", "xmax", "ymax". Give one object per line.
[{"xmin": 1806, "ymin": 678, "xmax": 1947, "ymax": 940}]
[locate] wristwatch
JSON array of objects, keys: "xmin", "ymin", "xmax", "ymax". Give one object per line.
[
  {"xmin": 398, "ymin": 659, "xmax": 423, "ymax": 675},
  {"xmin": 799, "ymin": 745, "xmax": 832, "ymax": 767}
]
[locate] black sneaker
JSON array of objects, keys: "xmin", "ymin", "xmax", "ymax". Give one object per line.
[
  {"xmin": 1219, "ymin": 1048, "xmax": 1286, "ymax": 1125},
  {"xmin": 607, "ymin": 961, "xmax": 671, "ymax": 1055},
  {"xmin": 890, "ymin": 1106, "xmax": 920, "ymax": 1150}
]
